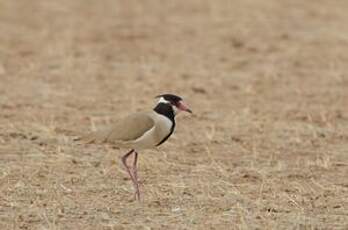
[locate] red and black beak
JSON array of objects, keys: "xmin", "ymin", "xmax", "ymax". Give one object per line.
[{"xmin": 177, "ymin": 100, "xmax": 192, "ymax": 113}]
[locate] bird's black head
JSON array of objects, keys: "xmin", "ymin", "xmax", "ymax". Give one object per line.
[
  {"xmin": 156, "ymin": 94, "xmax": 182, "ymax": 104},
  {"xmin": 154, "ymin": 93, "xmax": 192, "ymax": 114}
]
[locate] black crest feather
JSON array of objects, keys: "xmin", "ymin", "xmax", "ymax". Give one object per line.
[{"xmin": 155, "ymin": 94, "xmax": 182, "ymax": 103}]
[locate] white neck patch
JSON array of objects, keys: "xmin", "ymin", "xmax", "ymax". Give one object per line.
[{"xmin": 158, "ymin": 97, "xmax": 170, "ymax": 104}]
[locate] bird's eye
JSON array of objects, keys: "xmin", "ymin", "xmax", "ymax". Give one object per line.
[{"xmin": 171, "ymin": 101, "xmax": 178, "ymax": 106}]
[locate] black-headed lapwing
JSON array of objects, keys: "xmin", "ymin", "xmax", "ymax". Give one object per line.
[{"xmin": 80, "ymin": 94, "xmax": 192, "ymax": 200}]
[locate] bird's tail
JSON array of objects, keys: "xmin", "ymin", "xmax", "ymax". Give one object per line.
[{"xmin": 74, "ymin": 128, "xmax": 111, "ymax": 144}]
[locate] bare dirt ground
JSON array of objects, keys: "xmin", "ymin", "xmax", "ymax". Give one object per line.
[{"xmin": 0, "ymin": 0, "xmax": 348, "ymax": 229}]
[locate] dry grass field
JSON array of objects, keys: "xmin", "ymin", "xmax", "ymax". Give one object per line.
[{"xmin": 1, "ymin": 0, "xmax": 348, "ymax": 229}]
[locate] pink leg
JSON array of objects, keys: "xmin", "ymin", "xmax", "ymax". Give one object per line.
[
  {"xmin": 121, "ymin": 149, "xmax": 140, "ymax": 201},
  {"xmin": 132, "ymin": 151, "xmax": 140, "ymax": 200}
]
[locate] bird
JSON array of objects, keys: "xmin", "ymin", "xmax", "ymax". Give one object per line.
[{"xmin": 79, "ymin": 94, "xmax": 192, "ymax": 200}]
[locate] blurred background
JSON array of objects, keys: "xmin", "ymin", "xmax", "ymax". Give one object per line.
[{"xmin": 0, "ymin": 0, "xmax": 347, "ymax": 229}]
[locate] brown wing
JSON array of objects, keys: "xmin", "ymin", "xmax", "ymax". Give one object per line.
[{"xmin": 80, "ymin": 112, "xmax": 155, "ymax": 144}]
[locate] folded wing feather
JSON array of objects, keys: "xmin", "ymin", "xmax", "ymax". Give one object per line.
[{"xmin": 80, "ymin": 112, "xmax": 155, "ymax": 145}]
